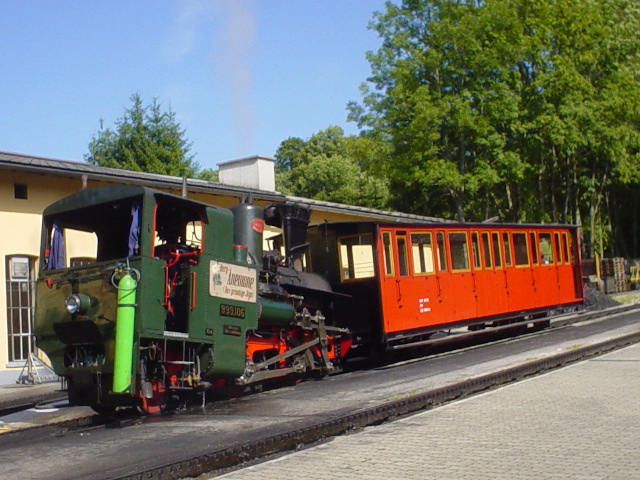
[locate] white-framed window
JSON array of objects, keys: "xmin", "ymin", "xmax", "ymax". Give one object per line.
[{"xmin": 6, "ymin": 256, "xmax": 35, "ymax": 363}]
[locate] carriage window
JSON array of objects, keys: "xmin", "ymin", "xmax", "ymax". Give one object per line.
[
  {"xmin": 492, "ymin": 232, "xmax": 502, "ymax": 268},
  {"xmin": 562, "ymin": 233, "xmax": 571, "ymax": 263},
  {"xmin": 554, "ymin": 232, "xmax": 563, "ymax": 263},
  {"xmin": 502, "ymin": 232, "xmax": 513, "ymax": 267},
  {"xmin": 530, "ymin": 232, "xmax": 539, "ymax": 265},
  {"xmin": 482, "ymin": 232, "xmax": 492, "ymax": 268},
  {"xmin": 513, "ymin": 232, "xmax": 529, "ymax": 266},
  {"xmin": 569, "ymin": 232, "xmax": 579, "ymax": 263},
  {"xmin": 411, "ymin": 232, "xmax": 435, "ymax": 275},
  {"xmin": 396, "ymin": 234, "xmax": 409, "ymax": 277},
  {"xmin": 338, "ymin": 233, "xmax": 375, "ymax": 281},
  {"xmin": 436, "ymin": 232, "xmax": 448, "ymax": 272},
  {"xmin": 382, "ymin": 231, "xmax": 394, "ymax": 276},
  {"xmin": 539, "ymin": 233, "xmax": 554, "ymax": 264},
  {"xmin": 449, "ymin": 232, "xmax": 470, "ymax": 271},
  {"xmin": 471, "ymin": 232, "xmax": 482, "ymax": 270}
]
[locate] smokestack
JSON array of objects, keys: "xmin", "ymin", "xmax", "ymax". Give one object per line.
[{"xmin": 264, "ymin": 203, "xmax": 312, "ymax": 271}]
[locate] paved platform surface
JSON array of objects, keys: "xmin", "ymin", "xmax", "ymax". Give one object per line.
[
  {"xmin": 0, "ymin": 380, "xmax": 61, "ymax": 406},
  {"xmin": 216, "ymin": 342, "xmax": 640, "ymax": 480}
]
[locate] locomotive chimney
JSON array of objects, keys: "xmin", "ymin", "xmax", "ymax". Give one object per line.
[
  {"xmin": 230, "ymin": 195, "xmax": 264, "ymax": 265},
  {"xmin": 264, "ymin": 203, "xmax": 312, "ymax": 271}
]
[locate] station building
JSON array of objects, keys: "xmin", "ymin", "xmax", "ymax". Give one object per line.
[{"xmin": 0, "ymin": 150, "xmax": 443, "ymax": 384}]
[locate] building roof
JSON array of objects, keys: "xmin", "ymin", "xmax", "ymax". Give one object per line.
[
  {"xmin": 0, "ymin": 150, "xmax": 449, "ymax": 224},
  {"xmin": 0, "ymin": 150, "xmax": 285, "ymax": 201},
  {"xmin": 285, "ymin": 195, "xmax": 450, "ymax": 224}
]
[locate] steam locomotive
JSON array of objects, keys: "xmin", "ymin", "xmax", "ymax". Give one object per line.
[{"xmin": 33, "ymin": 185, "xmax": 584, "ymax": 413}]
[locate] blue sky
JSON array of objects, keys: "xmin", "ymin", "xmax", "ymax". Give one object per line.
[{"xmin": 0, "ymin": 1, "xmax": 389, "ymax": 171}]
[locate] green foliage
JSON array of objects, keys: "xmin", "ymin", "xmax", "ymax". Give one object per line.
[
  {"xmin": 348, "ymin": 0, "xmax": 640, "ymax": 255},
  {"xmin": 86, "ymin": 93, "xmax": 199, "ymax": 177},
  {"xmin": 197, "ymin": 168, "xmax": 219, "ymax": 182},
  {"xmin": 275, "ymin": 126, "xmax": 390, "ymax": 209}
]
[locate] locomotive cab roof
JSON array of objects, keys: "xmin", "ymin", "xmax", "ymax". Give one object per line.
[{"xmin": 42, "ymin": 184, "xmax": 222, "ymax": 217}]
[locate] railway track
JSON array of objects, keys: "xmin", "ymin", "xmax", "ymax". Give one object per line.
[
  {"xmin": 0, "ymin": 302, "xmax": 622, "ymax": 430},
  {"xmin": 1, "ymin": 303, "xmax": 639, "ymax": 479}
]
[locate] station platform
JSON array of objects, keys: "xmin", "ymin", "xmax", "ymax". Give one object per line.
[
  {"xmin": 0, "ymin": 378, "xmax": 62, "ymax": 410},
  {"xmin": 216, "ymin": 342, "xmax": 640, "ymax": 480}
]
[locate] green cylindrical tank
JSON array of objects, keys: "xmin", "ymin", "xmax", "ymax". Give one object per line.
[
  {"xmin": 112, "ymin": 273, "xmax": 137, "ymax": 393},
  {"xmin": 258, "ymin": 296, "xmax": 295, "ymax": 326},
  {"xmin": 230, "ymin": 202, "xmax": 264, "ymax": 265}
]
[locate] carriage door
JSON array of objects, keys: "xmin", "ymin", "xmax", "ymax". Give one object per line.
[{"xmin": 378, "ymin": 230, "xmax": 412, "ymax": 334}]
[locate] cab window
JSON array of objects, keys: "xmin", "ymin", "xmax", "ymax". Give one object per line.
[
  {"xmin": 338, "ymin": 233, "xmax": 375, "ymax": 281},
  {"xmin": 154, "ymin": 201, "xmax": 203, "ymax": 257}
]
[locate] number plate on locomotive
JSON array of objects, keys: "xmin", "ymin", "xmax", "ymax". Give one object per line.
[
  {"xmin": 220, "ymin": 304, "xmax": 246, "ymax": 319},
  {"xmin": 223, "ymin": 324, "xmax": 242, "ymax": 336}
]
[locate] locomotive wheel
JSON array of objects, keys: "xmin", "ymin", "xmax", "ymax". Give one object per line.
[{"xmin": 138, "ymin": 379, "xmax": 167, "ymax": 415}]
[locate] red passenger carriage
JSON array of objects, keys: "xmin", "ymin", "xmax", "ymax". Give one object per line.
[{"xmin": 306, "ymin": 222, "xmax": 583, "ymax": 352}]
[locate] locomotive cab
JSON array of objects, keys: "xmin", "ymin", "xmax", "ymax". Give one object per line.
[
  {"xmin": 33, "ymin": 186, "xmax": 352, "ymax": 413},
  {"xmin": 34, "ymin": 186, "xmax": 259, "ymax": 412}
]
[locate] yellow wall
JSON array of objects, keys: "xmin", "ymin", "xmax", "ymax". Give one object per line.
[{"xmin": 0, "ymin": 171, "xmax": 86, "ymax": 377}]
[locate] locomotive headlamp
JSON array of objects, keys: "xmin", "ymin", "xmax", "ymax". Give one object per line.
[{"xmin": 65, "ymin": 293, "xmax": 93, "ymax": 315}]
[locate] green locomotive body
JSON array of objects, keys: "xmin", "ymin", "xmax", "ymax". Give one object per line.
[{"xmin": 34, "ymin": 185, "xmax": 348, "ymax": 413}]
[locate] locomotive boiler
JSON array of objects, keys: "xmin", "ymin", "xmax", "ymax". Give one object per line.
[{"xmin": 33, "ymin": 185, "xmax": 351, "ymax": 413}]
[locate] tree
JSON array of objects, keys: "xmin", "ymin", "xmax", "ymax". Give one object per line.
[
  {"xmin": 86, "ymin": 93, "xmax": 199, "ymax": 177},
  {"xmin": 275, "ymin": 126, "xmax": 390, "ymax": 209},
  {"xmin": 197, "ymin": 168, "xmax": 219, "ymax": 182},
  {"xmin": 349, "ymin": 0, "xmax": 640, "ymax": 255}
]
